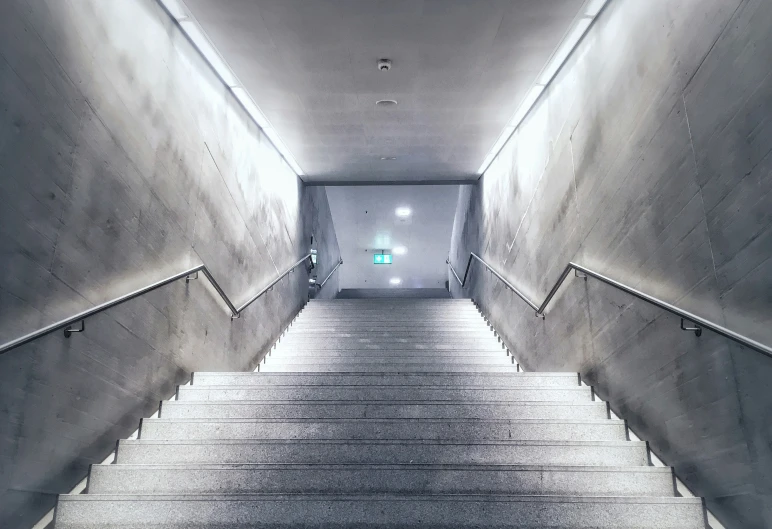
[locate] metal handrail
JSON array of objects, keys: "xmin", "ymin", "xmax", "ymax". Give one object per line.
[
  {"xmin": 0, "ymin": 253, "xmax": 314, "ymax": 356},
  {"xmin": 448, "ymin": 253, "xmax": 772, "ymax": 359},
  {"xmin": 316, "ymin": 258, "xmax": 343, "ymax": 290}
]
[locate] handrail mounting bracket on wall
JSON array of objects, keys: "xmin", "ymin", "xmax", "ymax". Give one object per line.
[
  {"xmin": 63, "ymin": 320, "xmax": 85, "ymax": 338},
  {"xmin": 680, "ymin": 318, "xmax": 703, "ymax": 337}
]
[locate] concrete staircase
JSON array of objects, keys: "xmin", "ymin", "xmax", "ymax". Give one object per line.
[{"xmin": 54, "ymin": 298, "xmax": 706, "ymax": 528}]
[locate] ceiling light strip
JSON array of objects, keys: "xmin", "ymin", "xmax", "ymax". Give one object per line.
[
  {"xmin": 157, "ymin": 0, "xmax": 304, "ymax": 176},
  {"xmin": 477, "ymin": 0, "xmax": 611, "ymax": 175}
]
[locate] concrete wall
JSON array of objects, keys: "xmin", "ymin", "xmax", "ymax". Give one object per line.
[
  {"xmin": 304, "ymin": 186, "xmax": 341, "ymax": 300},
  {"xmin": 449, "ymin": 0, "xmax": 772, "ymax": 527},
  {"xmin": 0, "ymin": 1, "xmax": 339, "ymax": 527}
]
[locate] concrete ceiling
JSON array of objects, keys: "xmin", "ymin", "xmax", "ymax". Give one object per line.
[
  {"xmin": 326, "ymin": 186, "xmax": 459, "ymax": 289},
  {"xmin": 183, "ymin": 0, "xmax": 585, "ymax": 183}
]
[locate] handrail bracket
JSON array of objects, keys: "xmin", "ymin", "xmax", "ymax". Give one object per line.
[
  {"xmin": 680, "ymin": 318, "xmax": 703, "ymax": 337},
  {"xmin": 64, "ymin": 320, "xmax": 85, "ymax": 338}
]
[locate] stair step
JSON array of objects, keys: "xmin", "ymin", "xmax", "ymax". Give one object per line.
[
  {"xmin": 176, "ymin": 385, "xmax": 592, "ymax": 402},
  {"xmin": 88, "ymin": 464, "xmax": 675, "ymax": 496},
  {"xmin": 191, "ymin": 372, "xmax": 580, "ymax": 387},
  {"xmin": 259, "ymin": 363, "xmax": 521, "ymax": 373},
  {"xmin": 138, "ymin": 418, "xmax": 627, "ymax": 442},
  {"xmin": 272, "ymin": 341, "xmax": 504, "ymax": 349},
  {"xmin": 282, "ymin": 330, "xmax": 498, "ymax": 337},
  {"xmin": 294, "ymin": 318, "xmax": 488, "ymax": 323},
  {"xmin": 160, "ymin": 400, "xmax": 608, "ymax": 420},
  {"xmin": 55, "ymin": 493, "xmax": 705, "ymax": 529},
  {"xmin": 298, "ymin": 314, "xmax": 484, "ymax": 317},
  {"xmin": 263, "ymin": 355, "xmax": 512, "ymax": 366},
  {"xmin": 116, "ymin": 439, "xmax": 651, "ymax": 466},
  {"xmin": 289, "ymin": 325, "xmax": 492, "ymax": 332},
  {"xmin": 271, "ymin": 345, "xmax": 505, "ymax": 353},
  {"xmin": 306, "ymin": 300, "xmax": 474, "ymax": 305}
]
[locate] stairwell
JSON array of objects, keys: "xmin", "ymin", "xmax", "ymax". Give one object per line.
[{"xmin": 53, "ymin": 298, "xmax": 706, "ymax": 528}]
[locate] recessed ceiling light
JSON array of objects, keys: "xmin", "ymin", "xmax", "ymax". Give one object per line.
[
  {"xmin": 380, "ymin": 156, "xmax": 397, "ymax": 161},
  {"xmin": 389, "ymin": 278, "xmax": 402, "ymax": 285},
  {"xmin": 393, "ymin": 246, "xmax": 407, "ymax": 255},
  {"xmin": 395, "ymin": 207, "xmax": 412, "ymax": 218},
  {"xmin": 376, "ymin": 99, "xmax": 398, "ymax": 107}
]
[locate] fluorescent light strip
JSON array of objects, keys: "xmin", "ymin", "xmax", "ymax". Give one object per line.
[
  {"xmin": 508, "ymin": 85, "xmax": 544, "ymax": 128},
  {"xmin": 161, "ymin": 0, "xmax": 188, "ymax": 19},
  {"xmin": 537, "ymin": 17, "xmax": 592, "ymax": 86},
  {"xmin": 157, "ymin": 0, "xmax": 304, "ymax": 176},
  {"xmin": 179, "ymin": 21, "xmax": 238, "ymax": 87},
  {"xmin": 477, "ymin": 0, "xmax": 610, "ymax": 175},
  {"xmin": 231, "ymin": 87, "xmax": 270, "ymax": 129}
]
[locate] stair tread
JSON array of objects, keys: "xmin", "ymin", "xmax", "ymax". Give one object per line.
[
  {"xmin": 61, "ymin": 493, "xmax": 698, "ymax": 504},
  {"xmin": 180, "ymin": 384, "xmax": 588, "ymax": 390},
  {"xmin": 165, "ymin": 399, "xmax": 597, "ymax": 405},
  {"xmin": 194, "ymin": 371, "xmax": 575, "ymax": 376},
  {"xmin": 121, "ymin": 438, "xmax": 645, "ymax": 447},
  {"xmin": 94, "ymin": 463, "xmax": 668, "ymax": 472},
  {"xmin": 144, "ymin": 417, "xmax": 623, "ymax": 425}
]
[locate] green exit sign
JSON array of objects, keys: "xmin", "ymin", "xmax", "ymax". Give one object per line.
[{"xmin": 373, "ymin": 253, "xmax": 393, "ymax": 264}]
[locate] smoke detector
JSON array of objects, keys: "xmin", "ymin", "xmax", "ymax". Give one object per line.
[{"xmin": 377, "ymin": 58, "xmax": 392, "ymax": 71}]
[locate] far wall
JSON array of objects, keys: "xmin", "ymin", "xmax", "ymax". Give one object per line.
[
  {"xmin": 450, "ymin": 0, "xmax": 772, "ymax": 527},
  {"xmin": 327, "ymin": 185, "xmax": 458, "ymax": 290}
]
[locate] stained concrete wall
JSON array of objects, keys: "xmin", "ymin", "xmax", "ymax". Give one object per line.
[
  {"xmin": 0, "ymin": 1, "xmax": 339, "ymax": 527},
  {"xmin": 449, "ymin": 0, "xmax": 772, "ymax": 527}
]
